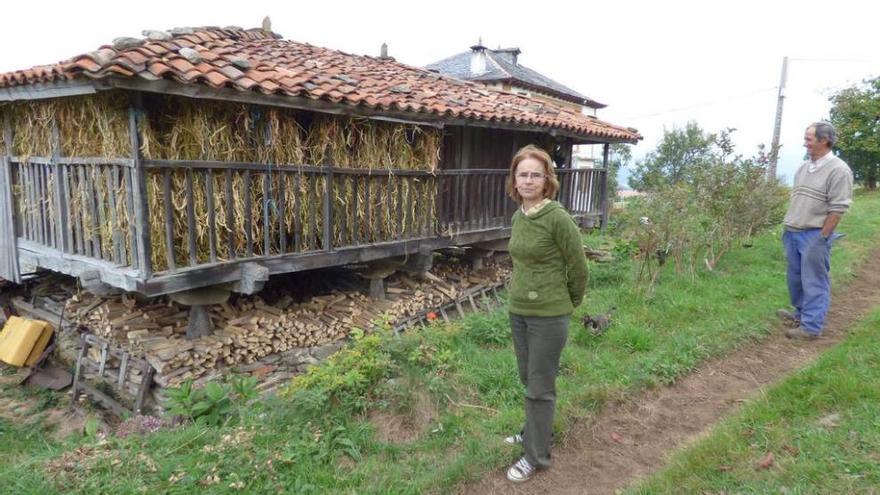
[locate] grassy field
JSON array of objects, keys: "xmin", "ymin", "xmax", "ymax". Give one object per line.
[
  {"xmin": 629, "ymin": 307, "xmax": 880, "ymax": 494},
  {"xmin": 1, "ymin": 191, "xmax": 878, "ymax": 494}
]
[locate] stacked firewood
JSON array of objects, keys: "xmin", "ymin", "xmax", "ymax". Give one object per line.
[{"xmin": 65, "ymin": 257, "xmax": 511, "ymax": 388}]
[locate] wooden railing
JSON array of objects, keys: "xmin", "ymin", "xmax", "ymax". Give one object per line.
[
  {"xmin": 10, "ymin": 157, "xmax": 138, "ymax": 267},
  {"xmin": 6, "ymin": 157, "xmax": 606, "ymax": 276}
]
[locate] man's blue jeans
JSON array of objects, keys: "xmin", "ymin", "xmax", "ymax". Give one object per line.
[{"xmin": 782, "ymin": 229, "xmax": 838, "ymax": 334}]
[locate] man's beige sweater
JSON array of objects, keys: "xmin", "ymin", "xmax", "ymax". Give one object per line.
[{"xmin": 783, "ymin": 155, "xmax": 854, "ymax": 231}]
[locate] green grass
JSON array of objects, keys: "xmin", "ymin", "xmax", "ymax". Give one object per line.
[
  {"xmin": 629, "ymin": 307, "xmax": 880, "ymax": 495},
  {"xmin": 2, "ymin": 191, "xmax": 879, "ymax": 494}
]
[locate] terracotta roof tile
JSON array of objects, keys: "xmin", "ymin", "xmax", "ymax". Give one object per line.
[
  {"xmin": 167, "ymin": 57, "xmax": 195, "ymax": 73},
  {"xmin": 0, "ymin": 26, "xmax": 640, "ymax": 142}
]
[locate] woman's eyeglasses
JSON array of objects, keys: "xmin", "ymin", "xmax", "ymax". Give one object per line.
[{"xmin": 515, "ymin": 172, "xmax": 545, "ymax": 180}]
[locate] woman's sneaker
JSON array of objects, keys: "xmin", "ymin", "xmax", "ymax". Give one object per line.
[
  {"xmin": 503, "ymin": 433, "xmax": 523, "ymax": 445},
  {"xmin": 506, "ymin": 457, "xmax": 536, "ymax": 482}
]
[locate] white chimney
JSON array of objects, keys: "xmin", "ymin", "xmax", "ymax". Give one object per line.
[{"xmin": 469, "ymin": 38, "xmax": 488, "ymax": 75}]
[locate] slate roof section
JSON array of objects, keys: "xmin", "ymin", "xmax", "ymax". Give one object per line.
[
  {"xmin": 0, "ymin": 27, "xmax": 638, "ymax": 142},
  {"xmin": 426, "ymin": 46, "xmax": 606, "ymax": 108}
]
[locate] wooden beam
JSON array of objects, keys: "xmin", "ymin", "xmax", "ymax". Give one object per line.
[
  {"xmin": 138, "ymin": 227, "xmax": 512, "ymax": 296},
  {"xmin": 50, "ymin": 120, "xmax": 70, "ymax": 254},
  {"xmin": 128, "ymin": 94, "xmax": 153, "ymax": 277},
  {"xmin": 0, "ymin": 80, "xmax": 97, "ymax": 102},
  {"xmin": 600, "ymin": 143, "xmax": 610, "ymax": 233}
]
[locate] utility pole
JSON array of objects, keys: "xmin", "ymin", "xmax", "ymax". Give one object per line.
[{"xmin": 768, "ymin": 56, "xmax": 789, "ymax": 180}]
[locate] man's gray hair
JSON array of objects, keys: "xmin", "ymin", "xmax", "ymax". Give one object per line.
[{"xmin": 809, "ymin": 122, "xmax": 837, "ymax": 148}]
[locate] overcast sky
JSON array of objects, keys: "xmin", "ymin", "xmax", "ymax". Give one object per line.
[{"xmin": 3, "ymin": 0, "xmax": 879, "ymax": 185}]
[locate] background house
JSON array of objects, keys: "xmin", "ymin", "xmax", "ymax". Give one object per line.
[{"xmin": 426, "ymin": 41, "xmax": 607, "ymax": 168}]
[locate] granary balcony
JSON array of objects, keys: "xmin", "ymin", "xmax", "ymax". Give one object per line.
[{"xmin": 2, "ymin": 145, "xmax": 608, "ymax": 296}]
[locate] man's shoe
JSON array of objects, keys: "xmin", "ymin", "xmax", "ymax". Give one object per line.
[
  {"xmin": 503, "ymin": 433, "xmax": 524, "ymax": 445},
  {"xmin": 785, "ymin": 327, "xmax": 820, "ymax": 340},
  {"xmin": 506, "ymin": 457, "xmax": 536, "ymax": 483},
  {"xmin": 776, "ymin": 309, "xmax": 800, "ymax": 327}
]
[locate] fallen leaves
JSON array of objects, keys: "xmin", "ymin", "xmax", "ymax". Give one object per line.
[
  {"xmin": 755, "ymin": 452, "xmax": 775, "ymax": 470},
  {"xmin": 610, "ymin": 431, "xmax": 624, "ymax": 444}
]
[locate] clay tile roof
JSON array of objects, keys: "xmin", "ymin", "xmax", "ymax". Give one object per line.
[{"xmin": 0, "ymin": 26, "xmax": 640, "ymax": 143}]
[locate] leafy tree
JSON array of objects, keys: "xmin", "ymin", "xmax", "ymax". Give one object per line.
[
  {"xmin": 628, "ymin": 121, "xmax": 715, "ymax": 191},
  {"xmin": 606, "ymin": 143, "xmax": 632, "ymax": 200},
  {"xmin": 830, "ymin": 77, "xmax": 880, "ymax": 190}
]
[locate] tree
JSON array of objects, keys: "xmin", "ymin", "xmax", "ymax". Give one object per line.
[
  {"xmin": 606, "ymin": 143, "xmax": 632, "ymax": 200},
  {"xmin": 628, "ymin": 121, "xmax": 715, "ymax": 191},
  {"xmin": 830, "ymin": 77, "xmax": 880, "ymax": 190}
]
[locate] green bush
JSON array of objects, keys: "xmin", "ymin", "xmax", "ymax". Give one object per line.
[{"xmin": 165, "ymin": 375, "xmax": 258, "ymax": 426}]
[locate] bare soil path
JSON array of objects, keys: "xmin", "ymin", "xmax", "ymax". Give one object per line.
[{"xmin": 463, "ymin": 249, "xmax": 880, "ymax": 495}]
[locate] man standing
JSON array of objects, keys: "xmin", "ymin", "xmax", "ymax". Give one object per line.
[{"xmin": 778, "ymin": 122, "xmax": 854, "ymax": 339}]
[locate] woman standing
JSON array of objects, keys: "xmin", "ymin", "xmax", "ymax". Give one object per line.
[{"xmin": 503, "ymin": 145, "xmax": 588, "ymax": 482}]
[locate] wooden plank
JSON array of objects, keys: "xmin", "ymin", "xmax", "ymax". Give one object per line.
[
  {"xmin": 18, "ymin": 163, "xmax": 27, "ymax": 241},
  {"xmin": 460, "ymin": 174, "xmax": 469, "ymax": 231},
  {"xmin": 408, "ymin": 176, "xmax": 416, "ymax": 237},
  {"xmin": 124, "ymin": 166, "xmax": 138, "ymax": 267},
  {"xmin": 416, "ymin": 178, "xmax": 425, "ymax": 237},
  {"xmin": 108, "ymin": 166, "xmax": 124, "ymax": 262},
  {"xmin": 378, "ymin": 175, "xmax": 387, "ymax": 242},
  {"xmin": 492, "ymin": 175, "xmax": 501, "ymax": 227},
  {"xmin": 138, "ymin": 226, "xmax": 513, "ymax": 296},
  {"xmin": 95, "ymin": 166, "xmax": 109, "ymax": 259},
  {"xmin": 334, "ymin": 176, "xmax": 345, "ymax": 247},
  {"xmin": 243, "ymin": 169, "xmax": 253, "ymax": 257},
  {"xmin": 437, "ymin": 174, "xmax": 446, "ymax": 233},
  {"xmin": 62, "ymin": 165, "xmax": 75, "ymax": 253},
  {"xmin": 77, "ymin": 166, "xmax": 92, "ymax": 256},
  {"xmin": 105, "ymin": 166, "xmax": 120, "ymax": 263},
  {"xmin": 348, "ymin": 175, "xmax": 356, "ymax": 246},
  {"xmin": 37, "ymin": 163, "xmax": 45, "ymax": 244},
  {"xmin": 293, "ymin": 171, "xmax": 301, "ymax": 252},
  {"xmin": 0, "ymin": 155, "xmax": 21, "ymax": 283},
  {"xmin": 263, "ymin": 170, "xmax": 270, "ymax": 255},
  {"xmin": 277, "ymin": 171, "xmax": 286, "ymax": 254},
  {"xmin": 480, "ymin": 173, "xmax": 489, "ymax": 229},
  {"xmin": 128, "ymin": 99, "xmax": 153, "ymax": 278},
  {"xmin": 307, "ymin": 172, "xmax": 317, "ymax": 250},
  {"xmin": 23, "ymin": 162, "xmax": 33, "ymax": 241},
  {"xmin": 205, "ymin": 169, "xmax": 217, "ymax": 262},
  {"xmin": 600, "ymin": 144, "xmax": 610, "ymax": 233},
  {"xmin": 77, "ymin": 381, "xmax": 129, "ymax": 417},
  {"xmin": 134, "ymin": 362, "xmax": 154, "ymax": 414},
  {"xmin": 364, "ymin": 173, "xmax": 371, "ymax": 243},
  {"xmin": 396, "ymin": 175, "xmax": 404, "ymax": 240},
  {"xmin": 185, "ymin": 167, "xmax": 197, "ymax": 266},
  {"xmin": 323, "ymin": 167, "xmax": 333, "ymax": 251},
  {"xmin": 38, "ymin": 163, "xmax": 49, "ymax": 246},
  {"xmin": 162, "ymin": 169, "xmax": 176, "ymax": 272},
  {"xmin": 224, "ymin": 169, "xmax": 235, "ymax": 259},
  {"xmin": 86, "ymin": 164, "xmax": 102, "ymax": 257},
  {"xmin": 143, "ymin": 159, "xmax": 434, "ymax": 176},
  {"xmin": 12, "ymin": 156, "xmax": 135, "ymax": 167},
  {"xmin": 28, "ymin": 163, "xmax": 39, "ymax": 244}
]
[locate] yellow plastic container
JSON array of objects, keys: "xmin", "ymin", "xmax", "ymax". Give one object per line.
[
  {"xmin": 0, "ymin": 316, "xmax": 50, "ymax": 367},
  {"xmin": 25, "ymin": 322, "xmax": 54, "ymax": 367}
]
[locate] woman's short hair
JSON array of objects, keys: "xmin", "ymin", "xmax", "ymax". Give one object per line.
[{"xmin": 506, "ymin": 145, "xmax": 560, "ymax": 203}]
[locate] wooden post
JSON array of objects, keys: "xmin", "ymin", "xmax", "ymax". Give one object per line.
[
  {"xmin": 129, "ymin": 94, "xmax": 153, "ymax": 278},
  {"xmin": 322, "ymin": 156, "xmax": 333, "ymax": 252},
  {"xmin": 1, "ymin": 116, "xmax": 21, "ymax": 283},
  {"xmin": 600, "ymin": 143, "xmax": 610, "ymax": 233}
]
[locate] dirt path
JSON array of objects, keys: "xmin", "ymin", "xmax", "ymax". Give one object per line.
[{"xmin": 462, "ymin": 249, "xmax": 880, "ymax": 495}]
